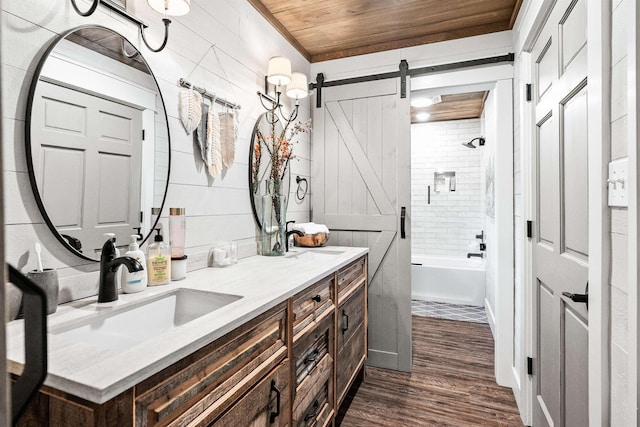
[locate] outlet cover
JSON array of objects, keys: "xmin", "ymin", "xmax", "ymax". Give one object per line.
[{"xmin": 608, "ymin": 158, "xmax": 628, "ymax": 207}]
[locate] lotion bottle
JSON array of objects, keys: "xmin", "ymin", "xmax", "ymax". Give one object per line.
[
  {"xmin": 147, "ymin": 229, "xmax": 171, "ymax": 286},
  {"xmin": 121, "ymin": 235, "xmax": 147, "ymax": 293}
]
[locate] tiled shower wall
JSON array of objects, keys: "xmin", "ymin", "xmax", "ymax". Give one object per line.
[{"xmin": 411, "ymin": 118, "xmax": 484, "ymax": 257}]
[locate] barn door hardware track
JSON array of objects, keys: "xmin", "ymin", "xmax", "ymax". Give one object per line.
[{"xmin": 310, "ymin": 53, "xmax": 514, "ymax": 107}]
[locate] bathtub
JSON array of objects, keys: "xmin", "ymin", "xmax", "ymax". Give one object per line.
[{"xmin": 411, "ymin": 255, "xmax": 486, "ymax": 307}]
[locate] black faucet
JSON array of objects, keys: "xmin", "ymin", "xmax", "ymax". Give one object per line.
[
  {"xmin": 467, "ymin": 253, "xmax": 484, "ymax": 259},
  {"xmin": 285, "ymin": 221, "xmax": 304, "ymax": 252},
  {"xmin": 98, "ymin": 237, "xmax": 144, "ymax": 303}
]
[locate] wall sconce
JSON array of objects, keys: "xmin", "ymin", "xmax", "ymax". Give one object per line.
[
  {"xmin": 258, "ymin": 56, "xmax": 308, "ymax": 122},
  {"xmin": 69, "ymin": 0, "xmax": 190, "ymax": 53}
]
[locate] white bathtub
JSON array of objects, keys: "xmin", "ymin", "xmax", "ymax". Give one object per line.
[{"xmin": 411, "ymin": 255, "xmax": 486, "ymax": 307}]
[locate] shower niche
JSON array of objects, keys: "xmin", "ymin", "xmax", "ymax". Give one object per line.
[{"xmin": 434, "ymin": 171, "xmax": 456, "ymax": 193}]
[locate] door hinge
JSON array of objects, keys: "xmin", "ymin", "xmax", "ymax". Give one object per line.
[
  {"xmin": 142, "ymin": 129, "xmax": 146, "ymax": 141},
  {"xmin": 527, "ymin": 357, "xmax": 534, "ymax": 375},
  {"xmin": 525, "ymin": 84, "xmax": 532, "ymax": 102},
  {"xmin": 140, "ymin": 211, "xmax": 143, "ymax": 222},
  {"xmin": 526, "ymin": 220, "xmax": 533, "ymax": 239}
]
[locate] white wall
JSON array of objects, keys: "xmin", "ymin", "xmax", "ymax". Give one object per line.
[
  {"xmin": 411, "ymin": 118, "xmax": 484, "ymax": 257},
  {"xmin": 610, "ymin": 0, "xmax": 631, "ymax": 424},
  {"xmin": 1, "ymin": 0, "xmax": 311, "ymax": 303}
]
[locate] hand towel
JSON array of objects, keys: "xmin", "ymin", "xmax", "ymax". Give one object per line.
[
  {"xmin": 206, "ymin": 109, "xmax": 222, "ymax": 177},
  {"xmin": 178, "ymin": 88, "xmax": 202, "ymax": 134}
]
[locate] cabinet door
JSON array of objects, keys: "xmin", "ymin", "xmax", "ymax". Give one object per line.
[
  {"xmin": 208, "ymin": 360, "xmax": 290, "ymax": 427},
  {"xmin": 336, "ymin": 284, "xmax": 366, "ymax": 405}
]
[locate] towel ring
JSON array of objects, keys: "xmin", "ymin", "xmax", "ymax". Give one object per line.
[{"xmin": 296, "ymin": 176, "xmax": 308, "ymax": 201}]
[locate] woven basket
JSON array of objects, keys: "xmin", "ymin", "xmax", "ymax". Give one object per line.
[{"xmin": 293, "ymin": 232, "xmax": 330, "ymax": 247}]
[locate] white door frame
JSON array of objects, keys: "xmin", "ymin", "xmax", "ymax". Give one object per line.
[
  {"xmin": 629, "ymin": 0, "xmax": 640, "ymax": 423},
  {"xmin": 519, "ymin": 0, "xmax": 611, "ymax": 423},
  {"xmin": 412, "ymin": 63, "xmax": 515, "ymax": 389}
]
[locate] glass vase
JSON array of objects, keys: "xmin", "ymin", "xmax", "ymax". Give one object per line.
[{"xmin": 261, "ymin": 179, "xmax": 286, "ymax": 256}]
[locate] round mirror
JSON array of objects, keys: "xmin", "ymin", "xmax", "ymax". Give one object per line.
[
  {"xmin": 249, "ymin": 112, "xmax": 290, "ymax": 229},
  {"xmin": 25, "ymin": 25, "xmax": 170, "ymax": 261}
]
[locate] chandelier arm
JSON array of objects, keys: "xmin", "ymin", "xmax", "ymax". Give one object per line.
[{"xmin": 140, "ymin": 18, "xmax": 171, "ymax": 53}]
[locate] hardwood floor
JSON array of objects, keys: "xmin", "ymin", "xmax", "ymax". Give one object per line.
[{"xmin": 337, "ymin": 316, "xmax": 523, "ymax": 426}]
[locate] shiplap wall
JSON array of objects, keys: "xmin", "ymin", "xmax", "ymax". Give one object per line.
[
  {"xmin": 2, "ymin": 0, "xmax": 311, "ymax": 303},
  {"xmin": 610, "ymin": 0, "xmax": 631, "ymax": 423},
  {"xmin": 411, "ymin": 119, "xmax": 484, "ymax": 257}
]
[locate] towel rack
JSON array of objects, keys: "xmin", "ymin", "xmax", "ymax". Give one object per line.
[{"xmin": 179, "ymin": 78, "xmax": 241, "ymax": 110}]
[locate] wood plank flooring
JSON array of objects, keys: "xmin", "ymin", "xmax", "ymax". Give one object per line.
[{"xmin": 337, "ymin": 316, "xmax": 523, "ymax": 426}]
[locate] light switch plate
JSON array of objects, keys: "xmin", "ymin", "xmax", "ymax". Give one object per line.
[{"xmin": 608, "ymin": 158, "xmax": 628, "ymax": 207}]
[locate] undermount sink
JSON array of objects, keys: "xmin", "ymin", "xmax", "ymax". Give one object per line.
[{"xmin": 51, "ymin": 289, "xmax": 242, "ymax": 351}]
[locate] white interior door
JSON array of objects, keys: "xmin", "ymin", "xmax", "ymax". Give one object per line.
[
  {"xmin": 312, "ymin": 78, "xmax": 412, "ymax": 372},
  {"xmin": 31, "ymin": 81, "xmax": 143, "ymax": 253},
  {"xmin": 531, "ymin": 0, "xmax": 589, "ymax": 424}
]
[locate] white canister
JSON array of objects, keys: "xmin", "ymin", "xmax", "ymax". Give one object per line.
[{"xmin": 171, "ymin": 255, "xmax": 188, "ymax": 281}]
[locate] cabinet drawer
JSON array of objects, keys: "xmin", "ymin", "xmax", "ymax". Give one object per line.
[
  {"xmin": 292, "ymin": 275, "xmax": 335, "ymax": 340},
  {"xmin": 208, "ymin": 360, "xmax": 291, "ymax": 427},
  {"xmin": 293, "ymin": 354, "xmax": 334, "ymax": 427},
  {"xmin": 293, "ymin": 313, "xmax": 334, "ymax": 387},
  {"xmin": 135, "ymin": 303, "xmax": 287, "ymax": 427},
  {"xmin": 337, "ymin": 257, "xmax": 366, "ymax": 303}
]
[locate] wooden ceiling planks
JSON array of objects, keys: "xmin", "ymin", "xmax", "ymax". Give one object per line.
[
  {"xmin": 411, "ymin": 91, "xmax": 488, "ymax": 124},
  {"xmin": 248, "ymin": 0, "xmax": 523, "ymax": 62}
]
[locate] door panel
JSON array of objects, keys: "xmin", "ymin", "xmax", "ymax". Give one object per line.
[
  {"xmin": 561, "ymin": 85, "xmax": 588, "ymax": 259},
  {"xmin": 32, "ymin": 81, "xmax": 143, "ymax": 253},
  {"xmin": 313, "ymin": 79, "xmax": 411, "ymax": 372},
  {"xmin": 532, "ymin": 0, "xmax": 589, "ymax": 424},
  {"xmin": 537, "ymin": 281, "xmax": 560, "ymax": 424},
  {"xmin": 537, "ymin": 114, "xmax": 557, "ymax": 246}
]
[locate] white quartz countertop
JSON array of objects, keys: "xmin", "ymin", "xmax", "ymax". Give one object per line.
[{"xmin": 6, "ymin": 246, "xmax": 368, "ymax": 404}]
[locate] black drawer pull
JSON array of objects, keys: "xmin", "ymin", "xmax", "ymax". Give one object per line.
[
  {"xmin": 342, "ymin": 309, "xmax": 349, "ymax": 334},
  {"xmin": 312, "ymin": 294, "xmax": 322, "ymax": 303},
  {"xmin": 269, "ymin": 380, "xmax": 281, "ymax": 423},
  {"xmin": 304, "ymin": 400, "xmax": 320, "ymax": 421},
  {"xmin": 305, "ymin": 348, "xmax": 320, "ymax": 364}
]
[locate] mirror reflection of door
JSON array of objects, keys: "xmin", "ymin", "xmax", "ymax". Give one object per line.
[
  {"xmin": 31, "ymin": 81, "xmax": 143, "ymax": 254},
  {"xmin": 25, "ymin": 26, "xmax": 171, "ymax": 261}
]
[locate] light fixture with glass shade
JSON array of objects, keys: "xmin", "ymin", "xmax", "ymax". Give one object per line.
[
  {"xmin": 69, "ymin": 0, "xmax": 190, "ymax": 53},
  {"xmin": 258, "ymin": 56, "xmax": 309, "ymax": 122}
]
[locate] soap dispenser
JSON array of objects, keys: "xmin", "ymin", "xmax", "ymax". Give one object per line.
[
  {"xmin": 147, "ymin": 229, "xmax": 171, "ymax": 286},
  {"xmin": 121, "ymin": 235, "xmax": 147, "ymax": 293}
]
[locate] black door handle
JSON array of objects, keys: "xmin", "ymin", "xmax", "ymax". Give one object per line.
[
  {"xmin": 342, "ymin": 309, "xmax": 349, "ymax": 334},
  {"xmin": 400, "ymin": 206, "xmax": 406, "ymax": 239},
  {"xmin": 311, "ymin": 294, "xmax": 321, "ymax": 303},
  {"xmin": 269, "ymin": 379, "xmax": 281, "ymax": 423},
  {"xmin": 562, "ymin": 292, "xmax": 588, "ymax": 304},
  {"xmin": 562, "ymin": 282, "xmax": 589, "ymax": 309},
  {"xmin": 8, "ymin": 264, "xmax": 48, "ymax": 425}
]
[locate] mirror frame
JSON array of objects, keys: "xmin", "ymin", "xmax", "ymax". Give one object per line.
[
  {"xmin": 248, "ymin": 112, "xmax": 291, "ymax": 230},
  {"xmin": 24, "ymin": 25, "xmax": 171, "ymax": 262}
]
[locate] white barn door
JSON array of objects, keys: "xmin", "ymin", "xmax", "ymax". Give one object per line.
[{"xmin": 312, "ymin": 79, "xmax": 412, "ymax": 371}]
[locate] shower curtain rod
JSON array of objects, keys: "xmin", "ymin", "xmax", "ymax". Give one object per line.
[{"xmin": 309, "ymin": 53, "xmax": 515, "ymax": 107}]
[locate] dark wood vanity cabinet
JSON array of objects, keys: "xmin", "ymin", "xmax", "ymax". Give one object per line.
[{"xmin": 15, "ymin": 255, "xmax": 368, "ymax": 427}]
